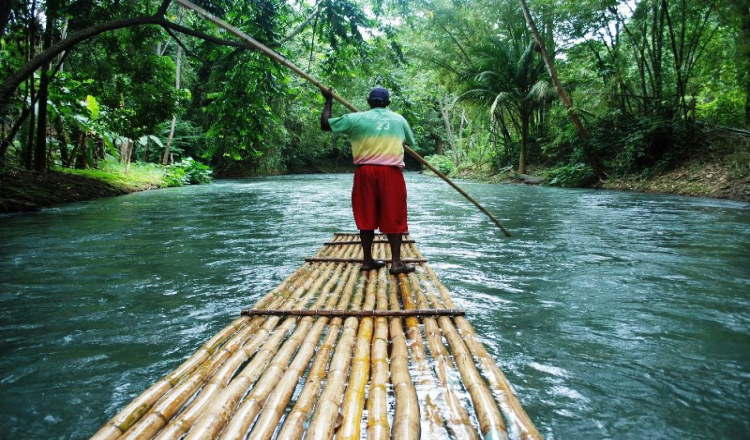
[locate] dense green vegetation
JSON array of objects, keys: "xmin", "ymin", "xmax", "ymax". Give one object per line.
[{"xmin": 1, "ymin": 0, "xmax": 748, "ymax": 188}]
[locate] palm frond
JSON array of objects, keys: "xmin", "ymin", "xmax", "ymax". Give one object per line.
[{"xmin": 528, "ymin": 80, "xmax": 557, "ymax": 101}]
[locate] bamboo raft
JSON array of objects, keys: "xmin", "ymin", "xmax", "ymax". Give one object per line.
[{"xmin": 91, "ymin": 233, "xmax": 542, "ymax": 440}]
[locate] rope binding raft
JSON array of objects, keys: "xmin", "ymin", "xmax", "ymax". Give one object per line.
[{"xmin": 240, "ymin": 308, "xmax": 466, "ymax": 317}]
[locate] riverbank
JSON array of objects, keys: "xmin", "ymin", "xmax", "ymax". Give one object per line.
[
  {"xmin": 0, "ymin": 167, "xmax": 163, "ymax": 214},
  {"xmin": 453, "ymin": 132, "xmax": 750, "ymax": 203},
  {"xmin": 2, "ymin": 143, "xmax": 748, "ymax": 214}
]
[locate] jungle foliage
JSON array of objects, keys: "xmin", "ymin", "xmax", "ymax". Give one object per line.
[{"xmin": 1, "ymin": 0, "xmax": 748, "ymax": 187}]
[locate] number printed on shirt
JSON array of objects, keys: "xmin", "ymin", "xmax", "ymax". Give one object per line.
[{"xmin": 376, "ymin": 121, "xmax": 390, "ymax": 131}]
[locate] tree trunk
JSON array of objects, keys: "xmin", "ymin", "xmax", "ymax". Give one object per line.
[
  {"xmin": 518, "ymin": 111, "xmax": 528, "ymax": 175},
  {"xmin": 34, "ymin": 0, "xmax": 58, "ymax": 171},
  {"xmin": 33, "ymin": 71, "xmax": 49, "ymax": 171},
  {"xmin": 23, "ymin": 78, "xmax": 35, "ymax": 170},
  {"xmin": 163, "ymin": 43, "xmax": 183, "ymax": 164},
  {"xmin": 433, "ymin": 134, "xmax": 444, "ymax": 155},
  {"xmin": 519, "ymin": 0, "xmax": 608, "ymax": 180},
  {"xmin": 57, "ymin": 116, "xmax": 69, "ymax": 165},
  {"xmin": 739, "ymin": 0, "xmax": 750, "ymax": 126},
  {"xmin": 0, "ymin": 15, "xmax": 168, "ymax": 110},
  {"xmin": 0, "ymin": 0, "xmax": 11, "ymax": 37},
  {"xmin": 440, "ymin": 96, "xmax": 457, "ymax": 160}
]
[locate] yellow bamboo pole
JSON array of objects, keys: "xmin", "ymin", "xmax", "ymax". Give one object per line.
[
  {"xmin": 366, "ymin": 266, "xmax": 390, "ymax": 440},
  {"xmin": 174, "ymin": 0, "xmax": 511, "ymax": 237},
  {"xmin": 218, "ymin": 262, "xmax": 352, "ymax": 439},
  {"xmin": 337, "ymin": 268, "xmax": 379, "ymax": 439},
  {"xmin": 275, "ymin": 260, "xmax": 365, "ymax": 440},
  {"xmin": 409, "ymin": 268, "xmax": 508, "ymax": 440},
  {"xmin": 398, "ymin": 266, "xmax": 449, "ymax": 438},
  {"xmin": 90, "ymin": 266, "xmax": 312, "ymax": 440},
  {"xmin": 389, "ymin": 276, "xmax": 420, "ymax": 439},
  {"xmin": 180, "ymin": 263, "xmax": 339, "ymax": 439},
  {"xmin": 305, "ymin": 271, "xmax": 370, "ymax": 439},
  {"xmin": 150, "ymin": 258, "xmax": 338, "ymax": 440},
  {"xmin": 410, "ymin": 272, "xmax": 480, "ymax": 439},
  {"xmin": 251, "ymin": 261, "xmax": 360, "ymax": 440},
  {"xmin": 422, "ymin": 264, "xmax": 542, "ymax": 440},
  {"xmin": 118, "ymin": 267, "xmax": 319, "ymax": 439}
]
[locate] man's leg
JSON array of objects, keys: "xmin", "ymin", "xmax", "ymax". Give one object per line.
[
  {"xmin": 360, "ymin": 230, "xmax": 385, "ymax": 271},
  {"xmin": 387, "ymin": 233, "xmax": 414, "ymax": 274},
  {"xmin": 361, "ymin": 229, "xmax": 375, "ymax": 265}
]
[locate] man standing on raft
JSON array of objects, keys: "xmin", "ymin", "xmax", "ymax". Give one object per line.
[{"xmin": 321, "ymin": 86, "xmax": 417, "ymax": 275}]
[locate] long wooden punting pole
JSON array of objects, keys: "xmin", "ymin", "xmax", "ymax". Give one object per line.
[{"xmin": 173, "ymin": 0, "xmax": 511, "ymax": 238}]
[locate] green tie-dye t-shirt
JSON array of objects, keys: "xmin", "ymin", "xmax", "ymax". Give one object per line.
[{"xmin": 328, "ymin": 108, "xmax": 416, "ymax": 168}]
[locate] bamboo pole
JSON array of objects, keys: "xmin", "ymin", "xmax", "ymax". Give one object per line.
[
  {"xmin": 412, "ymin": 268, "xmax": 509, "ymax": 440},
  {"xmin": 366, "ymin": 267, "xmax": 390, "ymax": 440},
  {"xmin": 117, "ymin": 267, "xmax": 320, "ymax": 439},
  {"xmin": 180, "ymin": 262, "xmax": 340, "ymax": 439},
  {"xmin": 336, "ymin": 268, "xmax": 381, "ymax": 439},
  {"xmin": 305, "ymin": 257, "xmax": 428, "ymax": 264},
  {"xmin": 275, "ymin": 261, "xmax": 365, "ymax": 440},
  {"xmin": 324, "ymin": 239, "xmax": 416, "ymax": 245},
  {"xmin": 398, "ymin": 267, "xmax": 449, "ymax": 438},
  {"xmin": 90, "ymin": 266, "xmax": 312, "ymax": 440},
  {"xmin": 410, "ymin": 273, "xmax": 479, "ymax": 439},
  {"xmin": 150, "ymin": 259, "xmax": 338, "ymax": 440},
  {"xmin": 218, "ymin": 261, "xmax": 352, "ymax": 439},
  {"xmin": 251, "ymin": 261, "xmax": 360, "ymax": 440},
  {"xmin": 173, "ymin": 0, "xmax": 511, "ymax": 238},
  {"xmin": 240, "ymin": 308, "xmax": 465, "ymax": 317},
  {"xmin": 305, "ymin": 271, "xmax": 371, "ymax": 439},
  {"xmin": 423, "ymin": 264, "xmax": 542, "ymax": 440},
  {"xmin": 389, "ymin": 276, "xmax": 420, "ymax": 439}
]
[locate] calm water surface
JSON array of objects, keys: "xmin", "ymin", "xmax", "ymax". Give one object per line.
[{"xmin": 1, "ymin": 173, "xmax": 748, "ymax": 439}]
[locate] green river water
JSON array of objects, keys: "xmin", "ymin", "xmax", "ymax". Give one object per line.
[{"xmin": 0, "ymin": 173, "xmax": 748, "ymax": 439}]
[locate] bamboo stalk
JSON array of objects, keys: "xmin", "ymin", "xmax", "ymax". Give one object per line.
[
  {"xmin": 251, "ymin": 262, "xmax": 360, "ymax": 440},
  {"xmin": 366, "ymin": 267, "xmax": 390, "ymax": 440},
  {"xmin": 240, "ymin": 308, "xmax": 465, "ymax": 317},
  {"xmin": 335, "ymin": 232, "xmax": 409, "ymax": 236},
  {"xmin": 389, "ymin": 276, "xmax": 420, "ymax": 440},
  {"xmin": 180, "ymin": 262, "xmax": 340, "ymax": 439},
  {"xmin": 323, "ymin": 240, "xmax": 416, "ymax": 245},
  {"xmin": 90, "ymin": 267, "xmax": 312, "ymax": 440},
  {"xmin": 410, "ymin": 272, "xmax": 480, "ymax": 440},
  {"xmin": 398, "ymin": 267, "xmax": 449, "ymax": 438},
  {"xmin": 218, "ymin": 262, "xmax": 352, "ymax": 439},
  {"xmin": 423, "ymin": 265, "xmax": 542, "ymax": 440},
  {"xmin": 275, "ymin": 262, "xmax": 365, "ymax": 440},
  {"xmin": 304, "ymin": 271, "xmax": 370, "ymax": 439},
  {"xmin": 120, "ymin": 267, "xmax": 319, "ymax": 440},
  {"xmin": 151, "ymin": 260, "xmax": 338, "ymax": 440},
  {"xmin": 337, "ymin": 268, "xmax": 379, "ymax": 439},
  {"xmin": 413, "ymin": 269, "xmax": 509, "ymax": 440},
  {"xmin": 305, "ymin": 257, "xmax": 428, "ymax": 264}
]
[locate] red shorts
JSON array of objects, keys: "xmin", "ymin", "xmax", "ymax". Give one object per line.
[{"xmin": 352, "ymin": 165, "xmax": 408, "ymax": 234}]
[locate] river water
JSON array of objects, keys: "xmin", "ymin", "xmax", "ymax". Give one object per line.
[{"xmin": 0, "ymin": 173, "xmax": 748, "ymax": 439}]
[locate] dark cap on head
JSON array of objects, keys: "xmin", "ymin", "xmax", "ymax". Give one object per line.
[{"xmin": 368, "ymin": 86, "xmax": 390, "ymax": 103}]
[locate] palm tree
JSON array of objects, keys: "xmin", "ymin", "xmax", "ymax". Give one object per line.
[{"xmin": 461, "ymin": 37, "xmax": 555, "ymax": 174}]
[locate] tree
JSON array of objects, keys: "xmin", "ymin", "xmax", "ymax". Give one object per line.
[{"xmin": 519, "ymin": 0, "xmax": 608, "ymax": 179}]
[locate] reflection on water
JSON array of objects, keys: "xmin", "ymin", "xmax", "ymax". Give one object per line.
[{"xmin": 1, "ymin": 173, "xmax": 749, "ymax": 439}]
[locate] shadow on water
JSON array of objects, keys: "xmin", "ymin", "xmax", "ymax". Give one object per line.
[{"xmin": 0, "ymin": 173, "xmax": 748, "ymax": 439}]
